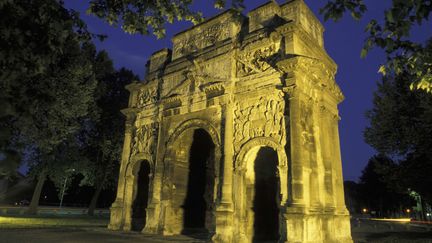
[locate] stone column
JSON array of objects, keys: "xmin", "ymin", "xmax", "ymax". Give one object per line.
[
  {"xmin": 282, "ymin": 84, "xmax": 308, "ymax": 243},
  {"xmin": 122, "ymin": 175, "xmax": 135, "ymax": 231},
  {"xmin": 309, "ymin": 100, "xmax": 323, "ymax": 209},
  {"xmin": 213, "ymin": 102, "xmax": 235, "ymax": 243},
  {"xmin": 330, "ymin": 114, "xmax": 347, "ymax": 212},
  {"xmin": 320, "ymin": 107, "xmax": 336, "ymax": 210},
  {"xmin": 213, "ymin": 48, "xmax": 237, "ymax": 243},
  {"xmin": 286, "ymin": 88, "xmax": 306, "ymax": 208},
  {"xmin": 329, "ymin": 111, "xmax": 353, "ymax": 243},
  {"xmin": 143, "ymin": 121, "xmax": 163, "ymax": 234},
  {"xmin": 109, "ymin": 121, "xmax": 134, "ymax": 230},
  {"xmin": 220, "ymin": 102, "xmax": 234, "ymax": 206}
]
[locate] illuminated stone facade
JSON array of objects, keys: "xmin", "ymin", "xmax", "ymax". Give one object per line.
[{"xmin": 109, "ymin": 1, "xmax": 353, "ymax": 242}]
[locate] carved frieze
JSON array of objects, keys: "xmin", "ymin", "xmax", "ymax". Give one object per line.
[
  {"xmin": 136, "ymin": 88, "xmax": 158, "ymax": 108},
  {"xmin": 233, "ymin": 93, "xmax": 285, "ymax": 152},
  {"xmin": 162, "ymin": 58, "xmax": 229, "ymax": 99},
  {"xmin": 131, "ymin": 123, "xmax": 159, "ymax": 157},
  {"xmin": 172, "ymin": 22, "xmax": 231, "ymax": 59},
  {"xmin": 236, "ymin": 39, "xmax": 281, "ymax": 77}
]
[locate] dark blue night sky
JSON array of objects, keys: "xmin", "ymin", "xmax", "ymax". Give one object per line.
[{"xmin": 64, "ymin": 0, "xmax": 430, "ymax": 181}]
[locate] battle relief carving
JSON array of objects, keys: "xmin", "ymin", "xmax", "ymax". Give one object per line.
[
  {"xmin": 236, "ymin": 32, "xmax": 283, "ymax": 77},
  {"xmin": 236, "ymin": 42, "xmax": 281, "ymax": 77},
  {"xmin": 136, "ymin": 88, "xmax": 158, "ymax": 108},
  {"xmin": 163, "ymin": 58, "xmax": 228, "ymax": 99},
  {"xmin": 131, "ymin": 123, "xmax": 159, "ymax": 157},
  {"xmin": 233, "ymin": 93, "xmax": 286, "ymax": 152}
]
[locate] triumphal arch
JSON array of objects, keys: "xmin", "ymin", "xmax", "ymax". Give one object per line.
[{"xmin": 108, "ymin": 1, "xmax": 353, "ymax": 242}]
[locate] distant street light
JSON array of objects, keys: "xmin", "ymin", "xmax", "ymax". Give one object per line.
[{"xmin": 59, "ymin": 168, "xmax": 75, "ymax": 208}]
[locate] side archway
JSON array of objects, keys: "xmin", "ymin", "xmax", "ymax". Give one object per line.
[
  {"xmin": 122, "ymin": 154, "xmax": 154, "ymax": 232},
  {"xmin": 234, "ymin": 137, "xmax": 288, "ymax": 242}
]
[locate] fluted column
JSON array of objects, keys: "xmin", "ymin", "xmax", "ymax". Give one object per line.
[
  {"xmin": 220, "ymin": 102, "xmax": 234, "ymax": 207},
  {"xmin": 286, "ymin": 87, "xmax": 306, "ymax": 208},
  {"xmin": 319, "ymin": 106, "xmax": 336, "ymax": 210},
  {"xmin": 330, "ymin": 114, "xmax": 348, "ymax": 213},
  {"xmin": 309, "ymin": 100, "xmax": 323, "ymax": 209}
]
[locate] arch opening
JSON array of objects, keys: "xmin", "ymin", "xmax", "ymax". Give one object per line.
[
  {"xmin": 131, "ymin": 160, "xmax": 151, "ymax": 231},
  {"xmin": 182, "ymin": 128, "xmax": 215, "ymax": 234},
  {"xmin": 249, "ymin": 147, "xmax": 280, "ymax": 242}
]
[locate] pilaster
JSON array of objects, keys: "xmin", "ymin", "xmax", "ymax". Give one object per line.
[{"xmin": 109, "ymin": 118, "xmax": 135, "ymax": 230}]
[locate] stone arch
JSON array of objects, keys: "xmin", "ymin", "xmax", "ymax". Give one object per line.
[
  {"xmin": 166, "ymin": 118, "xmax": 221, "ymax": 149},
  {"xmin": 235, "ymin": 137, "xmax": 287, "ymax": 171},
  {"xmin": 127, "ymin": 153, "xmax": 154, "ymax": 177},
  {"xmin": 161, "ymin": 118, "xmax": 222, "ymax": 235},
  {"xmin": 122, "ymin": 155, "xmax": 154, "ymax": 231},
  {"xmin": 233, "ymin": 137, "xmax": 288, "ymax": 242}
]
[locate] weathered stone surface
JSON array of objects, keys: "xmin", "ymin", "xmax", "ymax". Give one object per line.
[{"xmin": 109, "ymin": 1, "xmax": 353, "ymax": 242}]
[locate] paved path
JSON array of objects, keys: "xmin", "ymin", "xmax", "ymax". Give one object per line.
[
  {"xmin": 0, "ymin": 227, "xmax": 207, "ymax": 243},
  {"xmin": 0, "ymin": 217, "xmax": 431, "ymax": 242},
  {"xmin": 351, "ymin": 218, "xmax": 432, "ymax": 242}
]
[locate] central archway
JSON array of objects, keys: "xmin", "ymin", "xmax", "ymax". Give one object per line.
[
  {"xmin": 162, "ymin": 119, "xmax": 221, "ymax": 236},
  {"xmin": 182, "ymin": 128, "xmax": 215, "ymax": 232}
]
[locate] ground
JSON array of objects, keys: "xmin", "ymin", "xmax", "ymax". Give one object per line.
[
  {"xmin": 352, "ymin": 218, "xmax": 432, "ymax": 243},
  {"xmin": 0, "ymin": 215, "xmax": 431, "ymax": 243}
]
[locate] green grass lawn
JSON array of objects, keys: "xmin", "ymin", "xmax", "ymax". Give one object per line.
[{"xmin": 0, "ymin": 215, "xmax": 109, "ymax": 228}]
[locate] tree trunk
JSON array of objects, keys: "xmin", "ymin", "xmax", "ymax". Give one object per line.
[
  {"xmin": 88, "ymin": 183, "xmax": 103, "ymax": 216},
  {"xmin": 27, "ymin": 172, "xmax": 46, "ymax": 215}
]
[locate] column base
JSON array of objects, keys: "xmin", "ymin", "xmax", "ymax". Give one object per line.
[
  {"xmin": 282, "ymin": 205, "xmax": 353, "ymax": 243},
  {"xmin": 142, "ymin": 202, "xmax": 161, "ymax": 234},
  {"xmin": 108, "ymin": 201, "xmax": 124, "ymax": 230},
  {"xmin": 212, "ymin": 203, "xmax": 234, "ymax": 243}
]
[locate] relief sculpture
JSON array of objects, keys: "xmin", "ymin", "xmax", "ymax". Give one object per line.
[
  {"xmin": 137, "ymin": 88, "xmax": 157, "ymax": 108},
  {"xmin": 173, "ymin": 22, "xmax": 230, "ymax": 58},
  {"xmin": 237, "ymin": 44, "xmax": 278, "ymax": 76},
  {"xmin": 131, "ymin": 123, "xmax": 158, "ymax": 157},
  {"xmin": 300, "ymin": 100, "xmax": 315, "ymax": 149},
  {"xmin": 233, "ymin": 93, "xmax": 285, "ymax": 152}
]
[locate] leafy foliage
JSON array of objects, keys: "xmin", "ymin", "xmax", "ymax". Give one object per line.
[
  {"xmin": 321, "ymin": 0, "xmax": 432, "ymax": 92},
  {"xmin": 0, "ymin": 0, "xmax": 97, "ymax": 177},
  {"xmin": 69, "ymin": 46, "xmax": 137, "ymax": 213},
  {"xmin": 87, "ymin": 0, "xmax": 244, "ymax": 38},
  {"xmin": 365, "ymin": 61, "xmax": 432, "ymax": 205}
]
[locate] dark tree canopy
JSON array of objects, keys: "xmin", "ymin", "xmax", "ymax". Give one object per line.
[
  {"xmin": 87, "ymin": 0, "xmax": 245, "ymax": 38},
  {"xmin": 321, "ymin": 0, "xmax": 432, "ymax": 92},
  {"xmin": 0, "ymin": 0, "xmax": 97, "ymax": 180},
  {"xmin": 358, "ymin": 155, "xmax": 412, "ymax": 217},
  {"xmin": 364, "ymin": 46, "xmax": 432, "ymax": 204}
]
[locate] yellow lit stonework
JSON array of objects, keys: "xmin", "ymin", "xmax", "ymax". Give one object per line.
[{"xmin": 108, "ymin": 1, "xmax": 353, "ymax": 242}]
